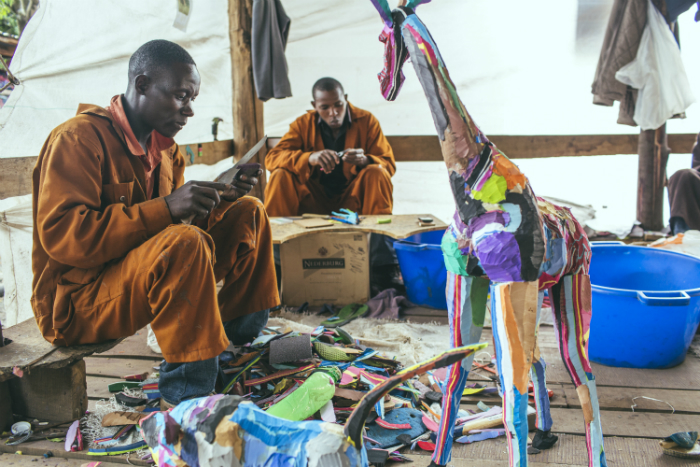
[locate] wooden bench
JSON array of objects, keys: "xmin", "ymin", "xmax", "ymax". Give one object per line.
[{"xmin": 0, "ymin": 319, "xmax": 121, "ymax": 429}]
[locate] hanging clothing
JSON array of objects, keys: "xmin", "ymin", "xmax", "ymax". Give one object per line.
[
  {"xmin": 615, "ymin": 0, "xmax": 695, "ymax": 130},
  {"xmin": 665, "ymin": 0, "xmax": 700, "ymax": 22},
  {"xmin": 252, "ymin": 0, "xmax": 292, "ymax": 101},
  {"xmin": 591, "ymin": 0, "xmax": 667, "ymax": 126}
]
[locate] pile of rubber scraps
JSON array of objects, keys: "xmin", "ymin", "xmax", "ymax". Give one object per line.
[
  {"xmin": 218, "ymin": 324, "xmax": 404, "ymax": 419},
  {"xmin": 214, "ymin": 326, "xmax": 523, "ymax": 461},
  {"xmin": 82, "ymin": 326, "xmax": 543, "ymax": 463}
]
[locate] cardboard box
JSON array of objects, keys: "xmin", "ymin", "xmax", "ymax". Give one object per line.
[{"xmin": 280, "ymin": 231, "xmax": 369, "ymax": 306}]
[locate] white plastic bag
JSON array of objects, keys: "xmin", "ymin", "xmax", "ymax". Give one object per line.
[
  {"xmin": 615, "ymin": 0, "xmax": 696, "ymax": 130},
  {"xmin": 0, "ymin": 195, "xmax": 34, "ymax": 326}
]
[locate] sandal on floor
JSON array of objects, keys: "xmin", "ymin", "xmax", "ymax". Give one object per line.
[{"xmin": 320, "ymin": 304, "xmax": 369, "ymax": 328}]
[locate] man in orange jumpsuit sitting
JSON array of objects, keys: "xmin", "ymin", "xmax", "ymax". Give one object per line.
[
  {"xmin": 31, "ymin": 40, "xmax": 280, "ymax": 408},
  {"xmin": 264, "ymin": 77, "xmax": 396, "ymax": 216}
]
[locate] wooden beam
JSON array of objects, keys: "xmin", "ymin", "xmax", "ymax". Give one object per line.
[
  {"xmin": 182, "ymin": 140, "xmax": 233, "ymax": 166},
  {"xmin": 268, "ymin": 133, "xmax": 698, "ymax": 162},
  {"xmin": 637, "ymin": 126, "xmax": 669, "ymax": 231},
  {"xmin": 0, "ymin": 140, "xmax": 231, "ymax": 199},
  {"xmin": 2, "ymin": 134, "xmax": 696, "ymax": 200},
  {"xmin": 228, "ymin": 0, "xmax": 266, "ymax": 200}
]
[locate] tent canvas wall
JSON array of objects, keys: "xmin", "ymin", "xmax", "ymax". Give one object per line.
[
  {"xmin": 2, "ymin": 0, "xmax": 700, "ymax": 162},
  {"xmin": 1, "ymin": 0, "xmax": 699, "ymax": 325}
]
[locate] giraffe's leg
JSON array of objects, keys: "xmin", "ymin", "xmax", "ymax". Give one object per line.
[
  {"xmin": 530, "ymin": 290, "xmax": 558, "ymax": 449},
  {"xmin": 550, "ymin": 274, "xmax": 607, "ymax": 467},
  {"xmin": 530, "ymin": 356, "xmax": 559, "ymax": 450},
  {"xmin": 431, "ymin": 272, "xmax": 489, "ymax": 466},
  {"xmin": 491, "ymin": 281, "xmax": 540, "ymax": 467}
]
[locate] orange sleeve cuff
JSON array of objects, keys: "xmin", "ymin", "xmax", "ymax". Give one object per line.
[{"xmin": 140, "ymin": 198, "xmax": 173, "ymax": 237}]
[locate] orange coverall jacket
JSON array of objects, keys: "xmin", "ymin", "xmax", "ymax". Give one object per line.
[
  {"xmin": 31, "ymin": 105, "xmax": 279, "ymax": 362},
  {"xmin": 264, "ymin": 103, "xmax": 396, "ymax": 216}
]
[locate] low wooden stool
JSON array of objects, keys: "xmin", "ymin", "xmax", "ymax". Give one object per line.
[{"xmin": 0, "ymin": 319, "xmax": 121, "ymax": 429}]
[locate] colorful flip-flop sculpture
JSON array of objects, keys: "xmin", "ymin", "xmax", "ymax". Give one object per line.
[{"xmin": 369, "ymin": 1, "xmax": 607, "ymax": 466}]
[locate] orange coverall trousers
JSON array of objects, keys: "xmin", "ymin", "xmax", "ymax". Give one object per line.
[
  {"xmin": 56, "ymin": 197, "xmax": 280, "ymax": 364},
  {"xmin": 264, "ymin": 165, "xmax": 394, "ymax": 216}
]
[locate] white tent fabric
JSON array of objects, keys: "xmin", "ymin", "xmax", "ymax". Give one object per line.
[
  {"xmin": 0, "ymin": 0, "xmax": 234, "ymax": 159},
  {"xmin": 268, "ymin": 0, "xmax": 700, "ymax": 137},
  {"xmin": 0, "ymin": 194, "xmax": 33, "ymax": 326},
  {"xmin": 2, "ymin": 0, "xmax": 700, "ymax": 160}
]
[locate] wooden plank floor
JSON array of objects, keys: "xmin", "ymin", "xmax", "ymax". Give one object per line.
[
  {"xmin": 0, "ymin": 453, "xmax": 126, "ymax": 466},
  {"xmin": 9, "ymin": 323, "xmax": 698, "ymax": 466}
]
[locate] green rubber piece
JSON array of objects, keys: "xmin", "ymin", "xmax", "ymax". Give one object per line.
[
  {"xmin": 108, "ymin": 381, "xmax": 141, "ymax": 393},
  {"xmin": 266, "ymin": 368, "xmax": 339, "ymax": 421},
  {"xmin": 335, "ymin": 327, "xmax": 354, "ymax": 345}
]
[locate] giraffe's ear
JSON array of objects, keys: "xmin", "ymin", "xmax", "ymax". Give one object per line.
[{"xmin": 369, "ymin": 0, "xmax": 393, "ymax": 24}]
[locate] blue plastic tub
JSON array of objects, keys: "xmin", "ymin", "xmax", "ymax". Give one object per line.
[
  {"xmin": 588, "ymin": 242, "xmax": 700, "ymax": 369},
  {"xmin": 394, "ymin": 229, "xmax": 448, "ymax": 310}
]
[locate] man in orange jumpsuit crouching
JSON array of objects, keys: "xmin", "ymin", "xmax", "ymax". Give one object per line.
[{"xmin": 31, "ymin": 40, "xmax": 279, "ymax": 408}]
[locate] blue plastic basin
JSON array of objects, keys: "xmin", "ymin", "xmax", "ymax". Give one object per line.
[
  {"xmin": 394, "ymin": 229, "xmax": 448, "ymax": 310},
  {"xmin": 589, "ymin": 242, "xmax": 700, "ymax": 369}
]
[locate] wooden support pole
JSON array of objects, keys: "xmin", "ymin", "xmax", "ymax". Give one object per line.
[
  {"xmin": 637, "ymin": 124, "xmax": 670, "ymax": 231},
  {"xmin": 228, "ymin": 0, "xmax": 266, "ymax": 200}
]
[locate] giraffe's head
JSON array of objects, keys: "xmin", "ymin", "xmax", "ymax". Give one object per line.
[
  {"xmin": 370, "ymin": 0, "xmax": 488, "ymax": 168},
  {"xmin": 370, "ymin": 0, "xmax": 430, "ymax": 101}
]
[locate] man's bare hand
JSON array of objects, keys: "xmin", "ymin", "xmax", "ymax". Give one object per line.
[
  {"xmin": 309, "ymin": 149, "xmax": 340, "ymax": 172},
  {"xmin": 220, "ymin": 169, "xmax": 263, "ymax": 202},
  {"xmin": 342, "ymin": 149, "xmax": 369, "ymax": 168},
  {"xmin": 164, "ymin": 181, "xmax": 227, "ymax": 222}
]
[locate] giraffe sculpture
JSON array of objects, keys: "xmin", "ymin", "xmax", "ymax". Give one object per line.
[{"xmin": 368, "ymin": 2, "xmax": 607, "ymax": 466}]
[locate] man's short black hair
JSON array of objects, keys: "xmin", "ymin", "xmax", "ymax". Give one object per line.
[
  {"xmin": 128, "ymin": 40, "xmax": 196, "ymax": 79},
  {"xmin": 312, "ymin": 77, "xmax": 344, "ymax": 98}
]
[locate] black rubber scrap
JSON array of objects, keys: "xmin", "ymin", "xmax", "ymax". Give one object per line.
[{"xmin": 367, "ymin": 448, "xmax": 389, "ymax": 466}]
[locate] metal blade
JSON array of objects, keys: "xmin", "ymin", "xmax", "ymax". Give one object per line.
[{"xmin": 215, "ymin": 135, "xmax": 268, "ymax": 185}]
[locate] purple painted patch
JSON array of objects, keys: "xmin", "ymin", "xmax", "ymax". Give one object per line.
[
  {"xmin": 473, "ymin": 165, "xmax": 494, "ymax": 192},
  {"xmin": 466, "ymin": 211, "xmax": 510, "ymax": 239},
  {"xmin": 474, "ymin": 231, "xmax": 523, "ymax": 282},
  {"xmin": 466, "ymin": 151, "xmax": 481, "ymax": 180},
  {"xmin": 162, "ymin": 412, "xmax": 181, "ymax": 445},
  {"xmin": 452, "ymin": 211, "xmax": 467, "ymax": 232},
  {"xmin": 203, "ymin": 394, "xmax": 225, "ymax": 409}
]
